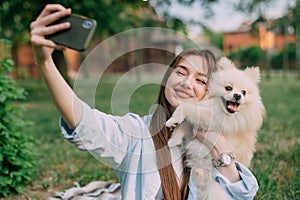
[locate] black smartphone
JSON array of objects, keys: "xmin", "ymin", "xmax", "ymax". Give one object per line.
[{"xmin": 46, "ymin": 14, "xmax": 97, "ymax": 51}]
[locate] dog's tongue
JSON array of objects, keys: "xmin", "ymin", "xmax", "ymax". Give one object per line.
[{"xmin": 228, "ymin": 102, "xmax": 239, "ymax": 112}]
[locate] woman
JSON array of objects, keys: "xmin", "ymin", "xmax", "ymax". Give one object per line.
[{"xmin": 30, "ymin": 4, "xmax": 258, "ymax": 200}]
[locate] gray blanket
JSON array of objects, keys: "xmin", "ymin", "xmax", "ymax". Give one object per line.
[{"xmin": 49, "ymin": 181, "xmax": 121, "ymax": 200}]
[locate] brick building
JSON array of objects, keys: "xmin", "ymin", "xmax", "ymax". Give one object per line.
[{"xmin": 223, "ymin": 20, "xmax": 295, "ymax": 54}]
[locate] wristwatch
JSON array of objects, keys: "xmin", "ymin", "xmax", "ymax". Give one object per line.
[{"xmin": 212, "ymin": 152, "xmax": 235, "ymax": 167}]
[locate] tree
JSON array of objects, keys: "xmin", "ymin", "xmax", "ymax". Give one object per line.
[
  {"xmin": 1, "ymin": 0, "xmax": 187, "ymax": 80},
  {"xmin": 155, "ymin": 0, "xmax": 299, "ymax": 73},
  {"xmin": 152, "ymin": 0, "xmax": 219, "ymax": 32},
  {"xmin": 290, "ymin": 0, "xmax": 300, "ymax": 78},
  {"xmin": 233, "ymin": 0, "xmax": 300, "ymax": 78},
  {"xmin": 202, "ymin": 26, "xmax": 223, "ymax": 49},
  {"xmin": 1, "ymin": 0, "xmax": 188, "ymax": 44},
  {"xmin": 0, "ymin": 55, "xmax": 38, "ymax": 197}
]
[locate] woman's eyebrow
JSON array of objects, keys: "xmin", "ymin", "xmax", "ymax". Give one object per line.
[
  {"xmin": 176, "ymin": 65, "xmax": 208, "ymax": 78},
  {"xmin": 175, "ymin": 65, "xmax": 187, "ymax": 70},
  {"xmin": 199, "ymin": 73, "xmax": 209, "ymax": 78}
]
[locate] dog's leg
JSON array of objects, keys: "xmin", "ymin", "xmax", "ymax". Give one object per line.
[
  {"xmin": 166, "ymin": 105, "xmax": 187, "ymax": 147},
  {"xmin": 185, "ymin": 140, "xmax": 221, "ymax": 200},
  {"xmin": 166, "ymin": 105, "xmax": 185, "ymax": 128},
  {"xmin": 168, "ymin": 122, "xmax": 191, "ymax": 147},
  {"xmin": 192, "ymin": 167, "xmax": 212, "ymax": 199}
]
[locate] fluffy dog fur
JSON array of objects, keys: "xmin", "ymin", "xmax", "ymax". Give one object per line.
[{"xmin": 166, "ymin": 57, "xmax": 265, "ymax": 199}]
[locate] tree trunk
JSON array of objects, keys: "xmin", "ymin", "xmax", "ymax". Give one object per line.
[
  {"xmin": 283, "ymin": 21, "xmax": 289, "ymax": 79},
  {"xmin": 295, "ymin": 0, "xmax": 300, "ymax": 79},
  {"xmin": 296, "ymin": 23, "xmax": 300, "ymax": 79}
]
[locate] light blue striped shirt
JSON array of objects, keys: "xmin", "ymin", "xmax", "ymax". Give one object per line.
[{"xmin": 60, "ymin": 101, "xmax": 258, "ymax": 200}]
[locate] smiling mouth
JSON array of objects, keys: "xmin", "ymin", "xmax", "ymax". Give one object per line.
[
  {"xmin": 175, "ymin": 89, "xmax": 193, "ymax": 99},
  {"xmin": 222, "ymin": 98, "xmax": 240, "ymax": 113}
]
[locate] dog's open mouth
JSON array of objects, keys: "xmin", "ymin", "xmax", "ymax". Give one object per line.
[
  {"xmin": 227, "ymin": 101, "xmax": 240, "ymax": 113},
  {"xmin": 222, "ymin": 98, "xmax": 240, "ymax": 113}
]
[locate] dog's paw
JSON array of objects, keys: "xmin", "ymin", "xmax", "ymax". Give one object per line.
[
  {"xmin": 166, "ymin": 105, "xmax": 185, "ymax": 128},
  {"xmin": 166, "ymin": 115, "xmax": 183, "ymax": 128},
  {"xmin": 166, "ymin": 118, "xmax": 179, "ymax": 128}
]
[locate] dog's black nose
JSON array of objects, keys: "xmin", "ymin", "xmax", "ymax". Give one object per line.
[{"xmin": 234, "ymin": 93, "xmax": 241, "ymax": 101}]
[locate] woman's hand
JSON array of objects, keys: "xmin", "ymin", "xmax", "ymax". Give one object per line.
[
  {"xmin": 30, "ymin": 4, "xmax": 71, "ymax": 66},
  {"xmin": 195, "ymin": 130, "xmax": 232, "ymax": 160},
  {"xmin": 29, "ymin": 4, "xmax": 83, "ymax": 129},
  {"xmin": 195, "ymin": 130, "xmax": 241, "ymax": 182}
]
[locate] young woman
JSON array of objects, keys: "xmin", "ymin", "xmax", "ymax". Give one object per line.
[{"xmin": 30, "ymin": 4, "xmax": 259, "ymax": 200}]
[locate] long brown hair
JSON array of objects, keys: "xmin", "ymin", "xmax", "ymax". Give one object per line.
[{"xmin": 150, "ymin": 48, "xmax": 216, "ymax": 200}]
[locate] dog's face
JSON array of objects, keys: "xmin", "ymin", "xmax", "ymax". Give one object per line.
[{"xmin": 208, "ymin": 57, "xmax": 261, "ymax": 115}]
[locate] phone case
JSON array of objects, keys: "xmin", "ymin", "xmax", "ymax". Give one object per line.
[{"xmin": 46, "ymin": 14, "xmax": 97, "ymax": 51}]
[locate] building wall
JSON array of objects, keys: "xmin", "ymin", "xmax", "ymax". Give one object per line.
[
  {"xmin": 223, "ymin": 30, "xmax": 295, "ymax": 54},
  {"xmin": 223, "ymin": 32, "xmax": 259, "ymax": 54},
  {"xmin": 274, "ymin": 34, "xmax": 296, "ymax": 49},
  {"xmin": 16, "ymin": 44, "xmax": 40, "ymax": 79},
  {"xmin": 12, "ymin": 42, "xmax": 177, "ymax": 79}
]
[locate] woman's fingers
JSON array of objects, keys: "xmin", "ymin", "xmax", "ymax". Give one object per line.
[
  {"xmin": 30, "ymin": 4, "xmax": 71, "ymax": 50},
  {"xmin": 36, "ymin": 4, "xmax": 68, "ymax": 20},
  {"xmin": 31, "ymin": 21, "xmax": 71, "ymax": 36},
  {"xmin": 30, "ymin": 22, "xmax": 70, "ymax": 50},
  {"xmin": 31, "ymin": 34, "xmax": 66, "ymax": 50},
  {"xmin": 35, "ymin": 8, "xmax": 71, "ymax": 27},
  {"xmin": 31, "ymin": 4, "xmax": 71, "ymax": 38}
]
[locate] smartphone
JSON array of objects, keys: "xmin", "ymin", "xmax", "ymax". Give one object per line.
[{"xmin": 46, "ymin": 14, "xmax": 97, "ymax": 51}]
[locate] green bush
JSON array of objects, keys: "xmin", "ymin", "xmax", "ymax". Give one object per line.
[
  {"xmin": 270, "ymin": 43, "xmax": 296, "ymax": 70},
  {"xmin": 0, "ymin": 58, "xmax": 38, "ymax": 197},
  {"xmin": 228, "ymin": 45, "xmax": 265, "ymax": 68}
]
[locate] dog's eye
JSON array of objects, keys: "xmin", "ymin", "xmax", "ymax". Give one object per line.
[
  {"xmin": 225, "ymin": 86, "xmax": 232, "ymax": 91},
  {"xmin": 242, "ymin": 90, "xmax": 246, "ymax": 95}
]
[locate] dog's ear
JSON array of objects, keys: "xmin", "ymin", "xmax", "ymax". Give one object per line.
[
  {"xmin": 245, "ymin": 67, "xmax": 261, "ymax": 83},
  {"xmin": 217, "ymin": 57, "xmax": 236, "ymax": 70}
]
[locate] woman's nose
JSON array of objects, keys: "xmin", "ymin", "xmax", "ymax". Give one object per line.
[{"xmin": 182, "ymin": 76, "xmax": 193, "ymax": 89}]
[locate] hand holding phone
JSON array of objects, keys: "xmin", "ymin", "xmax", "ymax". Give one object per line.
[{"xmin": 46, "ymin": 14, "xmax": 97, "ymax": 51}]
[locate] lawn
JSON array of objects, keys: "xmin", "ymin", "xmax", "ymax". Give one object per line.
[{"xmin": 5, "ymin": 75, "xmax": 300, "ymax": 199}]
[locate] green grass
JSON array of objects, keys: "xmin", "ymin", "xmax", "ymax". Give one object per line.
[
  {"xmin": 5, "ymin": 76, "xmax": 300, "ymax": 199},
  {"xmin": 252, "ymin": 77, "xmax": 300, "ymax": 200}
]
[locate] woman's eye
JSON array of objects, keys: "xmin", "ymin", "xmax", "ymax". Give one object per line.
[
  {"xmin": 196, "ymin": 78, "xmax": 207, "ymax": 85},
  {"xmin": 175, "ymin": 70, "xmax": 185, "ymax": 76}
]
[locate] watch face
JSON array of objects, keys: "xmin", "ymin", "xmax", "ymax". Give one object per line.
[{"xmin": 221, "ymin": 153, "xmax": 232, "ymax": 165}]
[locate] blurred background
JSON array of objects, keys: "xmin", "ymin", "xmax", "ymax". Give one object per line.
[
  {"xmin": 0, "ymin": 0, "xmax": 299, "ymax": 199},
  {"xmin": 1, "ymin": 0, "xmax": 299, "ymax": 81}
]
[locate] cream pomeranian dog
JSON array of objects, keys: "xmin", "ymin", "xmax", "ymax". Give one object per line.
[{"xmin": 166, "ymin": 57, "xmax": 265, "ymax": 199}]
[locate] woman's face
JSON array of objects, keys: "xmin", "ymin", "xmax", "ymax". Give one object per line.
[{"xmin": 165, "ymin": 55, "xmax": 209, "ymax": 108}]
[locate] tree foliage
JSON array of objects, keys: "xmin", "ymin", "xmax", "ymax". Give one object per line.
[
  {"xmin": 0, "ymin": 55, "xmax": 38, "ymax": 197},
  {"xmin": 227, "ymin": 45, "xmax": 265, "ymax": 69},
  {"xmin": 0, "ymin": 0, "xmax": 187, "ymax": 44},
  {"xmin": 233, "ymin": 0, "xmax": 300, "ymax": 76},
  {"xmin": 202, "ymin": 26, "xmax": 223, "ymax": 49},
  {"xmin": 271, "ymin": 43, "xmax": 296, "ymax": 70}
]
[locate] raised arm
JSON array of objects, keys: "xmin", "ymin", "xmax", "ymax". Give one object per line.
[{"xmin": 30, "ymin": 4, "xmax": 82, "ymax": 129}]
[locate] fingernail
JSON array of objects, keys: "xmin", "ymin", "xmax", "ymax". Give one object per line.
[{"xmin": 57, "ymin": 45, "xmax": 67, "ymax": 51}]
